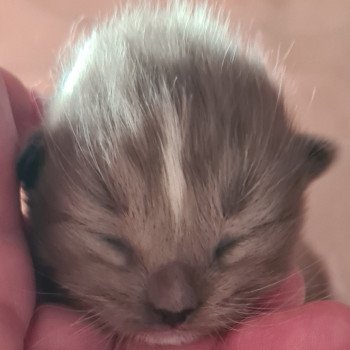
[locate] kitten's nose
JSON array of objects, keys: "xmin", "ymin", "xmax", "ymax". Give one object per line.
[
  {"xmin": 154, "ymin": 308, "xmax": 195, "ymax": 327},
  {"xmin": 147, "ymin": 262, "xmax": 198, "ymax": 327}
]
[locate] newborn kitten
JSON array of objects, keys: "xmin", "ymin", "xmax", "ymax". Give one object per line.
[{"xmin": 17, "ymin": 2, "xmax": 335, "ymax": 346}]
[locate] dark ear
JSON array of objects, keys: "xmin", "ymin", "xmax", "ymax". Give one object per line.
[
  {"xmin": 16, "ymin": 131, "xmax": 45, "ymax": 189},
  {"xmin": 299, "ymin": 134, "xmax": 337, "ymax": 181}
]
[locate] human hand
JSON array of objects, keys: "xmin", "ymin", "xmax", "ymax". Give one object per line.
[
  {"xmin": 0, "ymin": 69, "xmax": 110, "ymax": 350},
  {"xmin": 1, "ymin": 69, "xmax": 350, "ymax": 350},
  {"xmin": 0, "ymin": 68, "xmax": 36, "ymax": 349}
]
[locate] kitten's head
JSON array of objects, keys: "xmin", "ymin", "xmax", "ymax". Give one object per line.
[{"xmin": 17, "ymin": 3, "xmax": 336, "ymax": 346}]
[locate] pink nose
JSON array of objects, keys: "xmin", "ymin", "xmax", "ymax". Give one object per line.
[{"xmin": 146, "ymin": 262, "xmax": 199, "ymax": 326}]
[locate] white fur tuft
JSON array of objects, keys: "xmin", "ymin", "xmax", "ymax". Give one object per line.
[{"xmin": 161, "ymin": 96, "xmax": 186, "ymax": 224}]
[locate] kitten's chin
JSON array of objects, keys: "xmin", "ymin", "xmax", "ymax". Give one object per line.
[{"xmin": 135, "ymin": 330, "xmax": 201, "ymax": 346}]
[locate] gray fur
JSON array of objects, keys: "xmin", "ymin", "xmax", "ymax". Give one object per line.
[{"xmin": 21, "ymin": 2, "xmax": 335, "ymax": 346}]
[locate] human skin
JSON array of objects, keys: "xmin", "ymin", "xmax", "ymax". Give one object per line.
[{"xmin": 1, "ymin": 68, "xmax": 350, "ymax": 350}]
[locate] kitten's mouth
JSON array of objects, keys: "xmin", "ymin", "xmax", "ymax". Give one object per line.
[{"xmin": 135, "ymin": 330, "xmax": 201, "ymax": 346}]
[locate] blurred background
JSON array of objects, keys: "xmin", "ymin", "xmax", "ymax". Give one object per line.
[{"xmin": 1, "ymin": 0, "xmax": 349, "ymax": 304}]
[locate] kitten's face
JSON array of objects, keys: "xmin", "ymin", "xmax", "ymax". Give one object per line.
[
  {"xmin": 17, "ymin": 5, "xmax": 335, "ymax": 345},
  {"xmin": 22, "ymin": 108, "xmax": 329, "ymax": 345}
]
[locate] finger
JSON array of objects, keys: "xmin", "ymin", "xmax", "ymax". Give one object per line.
[
  {"xmin": 0, "ymin": 68, "xmax": 42, "ymax": 142},
  {"xmin": 221, "ymin": 301, "xmax": 350, "ymax": 350},
  {"xmin": 121, "ymin": 337, "xmax": 216, "ymax": 350},
  {"xmin": 25, "ymin": 305, "xmax": 216, "ymax": 350},
  {"xmin": 25, "ymin": 305, "xmax": 113, "ymax": 350},
  {"xmin": 0, "ymin": 74, "xmax": 35, "ymax": 346},
  {"xmin": 0, "ymin": 74, "xmax": 20, "ymax": 234},
  {"xmin": 24, "ymin": 270, "xmax": 306, "ymax": 350}
]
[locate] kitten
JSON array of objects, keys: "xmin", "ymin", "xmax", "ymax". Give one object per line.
[{"xmin": 17, "ymin": 2, "xmax": 335, "ymax": 346}]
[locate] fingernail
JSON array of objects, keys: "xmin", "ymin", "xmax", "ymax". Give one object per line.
[{"xmin": 30, "ymin": 90, "xmax": 44, "ymax": 119}]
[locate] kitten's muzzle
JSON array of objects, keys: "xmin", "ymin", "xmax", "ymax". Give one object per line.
[
  {"xmin": 146, "ymin": 262, "xmax": 199, "ymax": 327},
  {"xmin": 153, "ymin": 307, "xmax": 195, "ymax": 327}
]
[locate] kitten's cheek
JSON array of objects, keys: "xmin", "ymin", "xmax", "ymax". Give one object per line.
[
  {"xmin": 257, "ymin": 269, "xmax": 305, "ymax": 311},
  {"xmin": 25, "ymin": 305, "xmax": 113, "ymax": 350}
]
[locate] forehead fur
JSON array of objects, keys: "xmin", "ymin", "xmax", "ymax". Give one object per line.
[{"xmin": 40, "ymin": 2, "xmax": 301, "ymax": 253}]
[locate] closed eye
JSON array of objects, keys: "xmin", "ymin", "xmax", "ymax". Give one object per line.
[
  {"xmin": 214, "ymin": 237, "xmax": 242, "ymax": 259},
  {"xmin": 100, "ymin": 235, "xmax": 132, "ymax": 255},
  {"xmin": 214, "ymin": 219, "xmax": 283, "ymax": 259}
]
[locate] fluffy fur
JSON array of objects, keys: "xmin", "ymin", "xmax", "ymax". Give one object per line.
[{"xmin": 18, "ymin": 2, "xmax": 335, "ymax": 346}]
